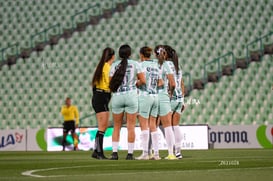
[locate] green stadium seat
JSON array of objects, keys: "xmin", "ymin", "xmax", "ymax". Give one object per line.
[{"xmin": 1, "ymin": 0, "xmax": 272, "ymax": 129}]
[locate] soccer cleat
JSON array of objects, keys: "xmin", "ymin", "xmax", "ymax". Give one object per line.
[
  {"xmin": 136, "ymin": 154, "xmax": 149, "ymax": 160},
  {"xmin": 92, "ymin": 150, "xmax": 108, "ymax": 160},
  {"xmin": 126, "ymin": 154, "xmax": 135, "ymax": 160},
  {"xmin": 109, "ymin": 152, "xmax": 118, "ymax": 160},
  {"xmin": 148, "ymin": 153, "xmax": 154, "ymax": 160},
  {"xmin": 96, "ymin": 155, "xmax": 108, "ymax": 160},
  {"xmin": 175, "ymin": 153, "xmax": 183, "ymax": 159},
  {"xmin": 150, "ymin": 155, "xmax": 161, "ymax": 160},
  {"xmin": 91, "ymin": 150, "xmax": 98, "ymax": 159},
  {"xmin": 99, "ymin": 154, "xmax": 108, "ymax": 160},
  {"xmin": 165, "ymin": 154, "xmax": 178, "ymax": 160}
]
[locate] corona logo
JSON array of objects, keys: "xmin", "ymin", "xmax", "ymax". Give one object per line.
[{"xmin": 209, "ymin": 130, "xmax": 248, "ymax": 143}]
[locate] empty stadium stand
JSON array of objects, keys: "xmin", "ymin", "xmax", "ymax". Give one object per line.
[{"xmin": 0, "ymin": 0, "xmax": 272, "ymax": 129}]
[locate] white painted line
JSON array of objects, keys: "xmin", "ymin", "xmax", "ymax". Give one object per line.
[
  {"xmin": 22, "ymin": 164, "xmax": 273, "ymax": 178},
  {"xmin": 22, "ymin": 165, "xmax": 96, "ymax": 178},
  {"xmin": 21, "ymin": 163, "xmax": 153, "ymax": 178}
]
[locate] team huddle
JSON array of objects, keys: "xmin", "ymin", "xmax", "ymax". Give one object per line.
[{"xmin": 90, "ymin": 44, "xmax": 185, "ymax": 160}]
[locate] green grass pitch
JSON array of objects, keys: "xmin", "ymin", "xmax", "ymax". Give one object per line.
[{"xmin": 0, "ymin": 149, "xmax": 272, "ymax": 181}]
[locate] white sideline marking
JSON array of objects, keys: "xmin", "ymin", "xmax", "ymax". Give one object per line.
[{"xmin": 22, "ymin": 165, "xmax": 273, "ymax": 178}]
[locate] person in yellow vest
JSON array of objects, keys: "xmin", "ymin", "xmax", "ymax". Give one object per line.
[{"xmin": 61, "ymin": 97, "xmax": 79, "ymax": 151}]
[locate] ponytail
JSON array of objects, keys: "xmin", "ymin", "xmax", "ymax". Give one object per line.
[
  {"xmin": 109, "ymin": 45, "xmax": 131, "ymax": 92},
  {"xmin": 165, "ymin": 45, "xmax": 179, "ymax": 74},
  {"xmin": 109, "ymin": 58, "xmax": 128, "ymax": 92}
]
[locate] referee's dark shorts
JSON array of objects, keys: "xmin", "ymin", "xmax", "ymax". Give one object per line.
[
  {"xmin": 92, "ymin": 87, "xmax": 111, "ymax": 113},
  {"xmin": 63, "ymin": 120, "xmax": 76, "ymax": 134}
]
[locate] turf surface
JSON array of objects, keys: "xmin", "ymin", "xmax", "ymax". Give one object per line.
[{"xmin": 0, "ymin": 149, "xmax": 272, "ymax": 181}]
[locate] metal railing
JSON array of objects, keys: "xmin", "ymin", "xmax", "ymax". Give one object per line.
[
  {"xmin": 203, "ymin": 51, "xmax": 235, "ymax": 84},
  {"xmin": 0, "ymin": 0, "xmax": 121, "ymax": 63},
  {"xmin": 1, "ymin": 43, "xmax": 19, "ymax": 62},
  {"xmin": 45, "ymin": 23, "xmax": 61, "ymax": 41},
  {"xmin": 246, "ymin": 31, "xmax": 273, "ymax": 64},
  {"xmin": 79, "ymin": 113, "xmax": 96, "ymax": 127},
  {"xmin": 182, "ymin": 72, "xmax": 192, "ymax": 92}
]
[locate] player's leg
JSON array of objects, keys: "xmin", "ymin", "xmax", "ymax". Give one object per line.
[
  {"xmin": 136, "ymin": 115, "xmax": 149, "ymax": 160},
  {"xmin": 160, "ymin": 112, "xmax": 176, "ymax": 158},
  {"xmin": 92, "ymin": 91, "xmax": 111, "ymax": 159},
  {"xmin": 172, "ymin": 112, "xmax": 183, "ymax": 158},
  {"xmin": 171, "ymin": 102, "xmax": 183, "ymax": 159},
  {"xmin": 149, "ymin": 115, "xmax": 161, "ymax": 160},
  {"xmin": 149, "ymin": 96, "xmax": 161, "ymax": 160},
  {"xmin": 126, "ymin": 112, "xmax": 137, "ymax": 160},
  {"xmin": 159, "ymin": 95, "xmax": 177, "ymax": 160},
  {"xmin": 93, "ymin": 111, "xmax": 110, "ymax": 159},
  {"xmin": 109, "ymin": 94, "xmax": 124, "ymax": 160},
  {"xmin": 109, "ymin": 112, "xmax": 123, "ymax": 160},
  {"xmin": 124, "ymin": 91, "xmax": 138, "ymax": 160},
  {"xmin": 136, "ymin": 95, "xmax": 151, "ymax": 160}
]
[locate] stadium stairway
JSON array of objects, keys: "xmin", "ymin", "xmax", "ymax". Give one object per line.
[{"xmin": 0, "ymin": 0, "xmax": 138, "ymax": 67}]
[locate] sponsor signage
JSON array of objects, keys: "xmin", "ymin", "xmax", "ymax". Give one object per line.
[
  {"xmin": 27, "ymin": 128, "xmax": 47, "ymax": 151},
  {"xmin": 180, "ymin": 125, "xmax": 208, "ymax": 150},
  {"xmin": 47, "ymin": 127, "xmax": 113, "ymax": 151},
  {"xmin": 47, "ymin": 125, "xmax": 208, "ymax": 151},
  {"xmin": 0, "ymin": 130, "xmax": 26, "ymax": 151},
  {"xmin": 209, "ymin": 125, "xmax": 273, "ymax": 149},
  {"xmin": 1, "ymin": 125, "xmax": 271, "ymax": 151}
]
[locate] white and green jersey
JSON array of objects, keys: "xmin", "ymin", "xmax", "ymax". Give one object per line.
[
  {"xmin": 110, "ymin": 59, "xmax": 143, "ymax": 94},
  {"xmin": 159, "ymin": 60, "xmax": 175, "ymax": 94},
  {"xmin": 138, "ymin": 60, "xmax": 160, "ymax": 95},
  {"xmin": 172, "ymin": 69, "xmax": 184, "ymax": 103}
]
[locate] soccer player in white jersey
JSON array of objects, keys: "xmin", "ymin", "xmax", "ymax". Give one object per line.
[
  {"xmin": 154, "ymin": 45, "xmax": 177, "ymax": 160},
  {"xmin": 165, "ymin": 45, "xmax": 185, "ymax": 159},
  {"xmin": 109, "ymin": 44, "xmax": 145, "ymax": 160},
  {"xmin": 136, "ymin": 47, "xmax": 161, "ymax": 160}
]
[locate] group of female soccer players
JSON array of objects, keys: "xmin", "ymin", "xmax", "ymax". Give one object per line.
[{"xmin": 91, "ymin": 44, "xmax": 185, "ymax": 160}]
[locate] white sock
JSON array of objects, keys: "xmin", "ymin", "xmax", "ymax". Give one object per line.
[
  {"xmin": 164, "ymin": 126, "xmax": 175, "ymax": 155},
  {"xmin": 173, "ymin": 126, "xmax": 182, "ymax": 154},
  {"xmin": 128, "ymin": 142, "xmax": 135, "ymax": 154},
  {"xmin": 151, "ymin": 130, "xmax": 159, "ymax": 155},
  {"xmin": 141, "ymin": 130, "xmax": 149, "ymax": 155},
  {"xmin": 112, "ymin": 141, "xmax": 119, "ymax": 152}
]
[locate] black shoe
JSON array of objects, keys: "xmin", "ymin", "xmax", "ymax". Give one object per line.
[
  {"xmin": 92, "ymin": 150, "xmax": 108, "ymax": 160},
  {"xmin": 91, "ymin": 150, "xmax": 98, "ymax": 159},
  {"xmin": 97, "ymin": 154, "xmax": 108, "ymax": 160},
  {"xmin": 126, "ymin": 154, "xmax": 134, "ymax": 160},
  {"xmin": 109, "ymin": 152, "xmax": 118, "ymax": 160}
]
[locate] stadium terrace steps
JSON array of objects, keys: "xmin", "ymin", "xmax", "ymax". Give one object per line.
[{"xmin": 0, "ymin": 0, "xmax": 136, "ymax": 67}]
